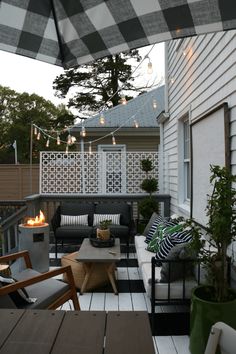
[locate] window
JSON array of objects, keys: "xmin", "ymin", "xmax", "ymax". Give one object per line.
[{"xmin": 178, "ymin": 116, "xmax": 190, "ymax": 211}]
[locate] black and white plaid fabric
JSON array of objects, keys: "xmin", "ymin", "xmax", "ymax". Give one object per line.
[{"xmin": 0, "ymin": 0, "xmax": 235, "ymax": 68}]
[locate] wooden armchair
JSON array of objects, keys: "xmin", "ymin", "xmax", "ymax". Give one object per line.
[{"xmin": 0, "ymin": 250, "xmax": 80, "ymax": 310}]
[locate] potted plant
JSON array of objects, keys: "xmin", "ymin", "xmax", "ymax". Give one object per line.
[
  {"xmin": 138, "ymin": 159, "xmax": 158, "ymax": 231},
  {"xmin": 189, "ymin": 165, "xmax": 236, "ymax": 354},
  {"xmin": 96, "ymin": 219, "xmax": 112, "ymax": 240}
]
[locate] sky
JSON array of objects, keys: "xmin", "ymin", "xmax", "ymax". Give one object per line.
[{"xmin": 0, "ymin": 43, "xmax": 165, "ymax": 109}]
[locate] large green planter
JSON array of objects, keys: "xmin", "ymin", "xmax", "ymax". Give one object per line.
[{"xmin": 190, "ymin": 286, "xmax": 236, "ymax": 354}]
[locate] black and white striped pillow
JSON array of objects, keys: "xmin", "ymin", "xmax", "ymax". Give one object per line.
[
  {"xmin": 156, "ymin": 228, "xmax": 192, "ymax": 260},
  {"xmin": 93, "ymin": 214, "xmax": 120, "ymax": 226},
  {"xmin": 60, "ymin": 214, "xmax": 88, "ymax": 226}
]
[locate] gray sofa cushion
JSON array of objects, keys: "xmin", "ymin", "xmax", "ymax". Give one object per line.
[
  {"xmin": 95, "ymin": 203, "xmax": 131, "ymax": 226},
  {"xmin": 60, "ymin": 202, "xmax": 95, "ymax": 226},
  {"xmin": 55, "ymin": 225, "xmax": 93, "ymax": 239},
  {"xmin": 13, "ymin": 269, "xmax": 70, "ymax": 309}
]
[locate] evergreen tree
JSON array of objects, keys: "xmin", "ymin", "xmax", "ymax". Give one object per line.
[{"xmin": 53, "ymin": 50, "xmax": 149, "ymax": 119}]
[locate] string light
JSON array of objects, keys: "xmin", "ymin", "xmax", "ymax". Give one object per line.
[
  {"xmin": 80, "ymin": 126, "xmax": 86, "ymax": 137},
  {"xmin": 152, "ymin": 99, "xmax": 157, "ymax": 109},
  {"xmin": 67, "ymin": 133, "xmax": 72, "ymax": 145},
  {"xmin": 46, "ymin": 138, "xmax": 50, "ymax": 147},
  {"xmin": 34, "ymin": 126, "xmax": 38, "ymax": 135},
  {"xmin": 65, "ymin": 145, "xmax": 69, "ymax": 153},
  {"xmin": 170, "ymin": 77, "xmax": 175, "ymax": 84},
  {"xmin": 99, "ymin": 113, "xmax": 105, "ymax": 125},
  {"xmin": 134, "ymin": 119, "xmax": 139, "ymax": 128},
  {"xmin": 71, "ymin": 136, "xmax": 76, "ymax": 144},
  {"xmin": 89, "ymin": 142, "xmax": 92, "ymax": 154},
  {"xmin": 36, "ymin": 131, "xmax": 41, "ymax": 140},
  {"xmin": 119, "ymin": 94, "xmax": 127, "ymax": 105},
  {"xmin": 57, "ymin": 134, "xmax": 61, "ymax": 145},
  {"xmin": 112, "ymin": 133, "xmax": 116, "ymax": 145},
  {"xmin": 183, "ymin": 49, "xmax": 187, "ymax": 56},
  {"xmin": 147, "ymin": 58, "xmax": 153, "ymax": 75}
]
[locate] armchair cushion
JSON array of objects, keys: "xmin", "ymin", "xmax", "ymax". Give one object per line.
[{"xmin": 12, "ymin": 268, "xmax": 70, "ymax": 309}]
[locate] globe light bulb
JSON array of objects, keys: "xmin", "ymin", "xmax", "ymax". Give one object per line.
[
  {"xmin": 147, "ymin": 60, "xmax": 153, "ymax": 74},
  {"xmin": 57, "ymin": 134, "xmax": 61, "ymax": 145},
  {"xmin": 36, "ymin": 131, "xmax": 41, "ymax": 140},
  {"xmin": 46, "ymin": 138, "xmax": 50, "ymax": 147},
  {"xmin": 99, "ymin": 113, "xmax": 105, "ymax": 125},
  {"xmin": 112, "ymin": 134, "xmax": 116, "ymax": 145}
]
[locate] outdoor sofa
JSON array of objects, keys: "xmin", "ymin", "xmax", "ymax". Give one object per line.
[
  {"xmin": 134, "ymin": 213, "xmax": 201, "ymax": 330},
  {"xmin": 51, "ymin": 201, "xmax": 135, "ymax": 257}
]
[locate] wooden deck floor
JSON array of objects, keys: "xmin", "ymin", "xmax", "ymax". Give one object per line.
[{"xmin": 50, "ymin": 248, "xmax": 191, "ymax": 354}]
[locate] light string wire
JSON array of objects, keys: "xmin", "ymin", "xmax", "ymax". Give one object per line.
[{"xmin": 33, "ymin": 44, "xmax": 158, "ymax": 147}]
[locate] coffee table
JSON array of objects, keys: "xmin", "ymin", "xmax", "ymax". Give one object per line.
[{"xmin": 76, "ymin": 238, "xmax": 121, "ymax": 295}]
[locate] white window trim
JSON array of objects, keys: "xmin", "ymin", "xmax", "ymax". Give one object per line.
[{"xmin": 178, "ymin": 114, "xmax": 190, "ymax": 214}]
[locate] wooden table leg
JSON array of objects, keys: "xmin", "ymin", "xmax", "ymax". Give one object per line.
[
  {"xmin": 80, "ymin": 262, "xmax": 93, "ymax": 295},
  {"xmin": 106, "ymin": 263, "xmax": 118, "ymax": 295}
]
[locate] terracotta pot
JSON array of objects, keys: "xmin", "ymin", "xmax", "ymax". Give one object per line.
[{"xmin": 96, "ymin": 228, "xmax": 110, "ymax": 240}]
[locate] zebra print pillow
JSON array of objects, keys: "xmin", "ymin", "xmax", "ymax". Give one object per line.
[
  {"xmin": 60, "ymin": 214, "xmax": 88, "ymax": 226},
  {"xmin": 155, "ymin": 228, "xmax": 193, "ymax": 261},
  {"xmin": 93, "ymin": 214, "xmax": 120, "ymax": 226}
]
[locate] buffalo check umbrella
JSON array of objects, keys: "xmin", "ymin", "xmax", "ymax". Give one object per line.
[{"xmin": 0, "ymin": 0, "xmax": 236, "ymax": 69}]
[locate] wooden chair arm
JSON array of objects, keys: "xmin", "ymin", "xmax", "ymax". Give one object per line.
[
  {"xmin": 0, "ymin": 250, "xmax": 32, "ymax": 269},
  {"xmin": 0, "ymin": 265, "xmax": 75, "ymax": 297}
]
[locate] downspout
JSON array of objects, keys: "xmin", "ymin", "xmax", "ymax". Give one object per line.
[
  {"xmin": 159, "ymin": 42, "xmax": 169, "ymax": 195},
  {"xmin": 164, "ymin": 42, "xmax": 169, "ymax": 114}
]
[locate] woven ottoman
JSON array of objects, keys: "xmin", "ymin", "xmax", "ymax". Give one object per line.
[{"xmin": 61, "ymin": 252, "xmax": 111, "ymax": 291}]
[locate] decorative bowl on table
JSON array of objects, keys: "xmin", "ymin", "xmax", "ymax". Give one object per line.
[{"xmin": 89, "ymin": 235, "xmax": 115, "ymax": 248}]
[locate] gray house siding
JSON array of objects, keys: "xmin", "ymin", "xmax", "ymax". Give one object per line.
[{"xmin": 162, "ymin": 30, "xmax": 236, "ymax": 218}]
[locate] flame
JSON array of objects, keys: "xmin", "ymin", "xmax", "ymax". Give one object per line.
[{"xmin": 26, "ymin": 210, "xmax": 45, "ymax": 226}]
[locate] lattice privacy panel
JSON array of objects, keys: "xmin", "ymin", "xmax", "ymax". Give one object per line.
[{"xmin": 40, "ymin": 151, "xmax": 159, "ymax": 194}]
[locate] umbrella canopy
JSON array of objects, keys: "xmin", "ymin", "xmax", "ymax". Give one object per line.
[{"xmin": 0, "ymin": 0, "xmax": 236, "ymax": 69}]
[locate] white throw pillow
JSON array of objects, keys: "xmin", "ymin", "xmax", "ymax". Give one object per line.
[
  {"xmin": 60, "ymin": 214, "xmax": 88, "ymax": 226},
  {"xmin": 93, "ymin": 214, "xmax": 120, "ymax": 226}
]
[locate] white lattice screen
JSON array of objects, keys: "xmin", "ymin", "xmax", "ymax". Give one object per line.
[{"xmin": 40, "ymin": 151, "xmax": 159, "ymax": 194}]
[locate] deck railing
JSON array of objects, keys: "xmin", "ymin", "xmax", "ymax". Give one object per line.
[{"xmin": 0, "ymin": 201, "xmax": 27, "ymax": 255}]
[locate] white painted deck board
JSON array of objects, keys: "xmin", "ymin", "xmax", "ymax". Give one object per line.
[
  {"xmin": 118, "ymin": 292, "xmax": 133, "ymax": 310},
  {"xmin": 104, "ymin": 292, "xmax": 119, "ymax": 311},
  {"xmin": 155, "ymin": 336, "xmax": 177, "ymax": 354},
  {"xmin": 131, "ymin": 293, "xmax": 148, "ymax": 311},
  {"xmin": 172, "ymin": 336, "xmax": 190, "ymax": 354},
  {"xmin": 90, "ymin": 293, "xmax": 105, "ymax": 310}
]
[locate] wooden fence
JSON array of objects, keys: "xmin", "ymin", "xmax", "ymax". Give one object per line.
[{"xmin": 0, "ymin": 165, "xmax": 39, "ymax": 200}]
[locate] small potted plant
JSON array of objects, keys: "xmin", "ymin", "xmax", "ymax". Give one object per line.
[
  {"xmin": 96, "ymin": 219, "xmax": 112, "ymax": 240},
  {"xmin": 189, "ymin": 165, "xmax": 236, "ymax": 354}
]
